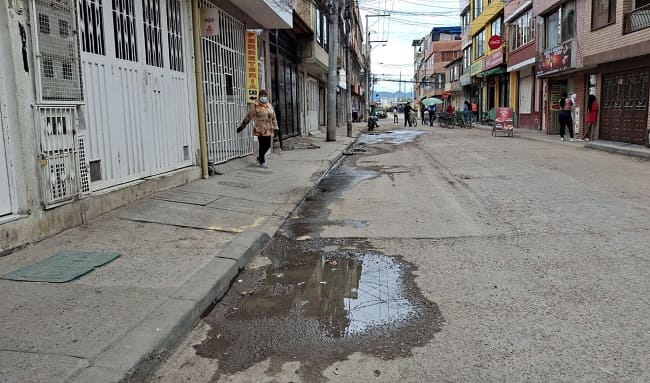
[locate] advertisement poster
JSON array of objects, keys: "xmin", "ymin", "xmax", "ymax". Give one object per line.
[
  {"xmin": 494, "ymin": 107, "xmax": 514, "ymax": 131},
  {"xmin": 549, "ymin": 83, "xmax": 565, "ymax": 111},
  {"xmin": 245, "ymin": 31, "xmax": 259, "ymax": 103},
  {"xmin": 536, "ymin": 42, "xmax": 571, "ymax": 76}
]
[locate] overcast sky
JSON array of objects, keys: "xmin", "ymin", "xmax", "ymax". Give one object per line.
[{"xmin": 359, "ymin": 0, "xmax": 463, "ymax": 94}]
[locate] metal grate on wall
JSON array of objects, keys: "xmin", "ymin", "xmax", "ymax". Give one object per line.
[
  {"xmin": 35, "ymin": 106, "xmax": 81, "ymax": 207},
  {"xmin": 32, "ymin": 0, "xmax": 84, "ymax": 102},
  {"xmin": 200, "ymin": 1, "xmax": 252, "ymax": 164}
]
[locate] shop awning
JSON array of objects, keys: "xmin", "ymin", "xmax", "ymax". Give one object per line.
[{"xmin": 481, "ymin": 66, "xmax": 507, "ymax": 77}]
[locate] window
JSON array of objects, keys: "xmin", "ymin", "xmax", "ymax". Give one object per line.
[
  {"xmin": 561, "ymin": 1, "xmax": 576, "ymax": 41},
  {"xmin": 509, "ymin": 9, "xmax": 534, "ymax": 51},
  {"xmin": 491, "ymin": 16, "xmax": 502, "ymax": 37},
  {"xmin": 316, "ymin": 10, "xmax": 328, "ymax": 50},
  {"xmin": 59, "ymin": 20, "xmax": 69, "ymax": 37},
  {"xmin": 142, "ymin": 0, "xmax": 163, "ymax": 67},
  {"xmin": 473, "ymin": 0, "xmax": 483, "ymax": 19},
  {"xmin": 167, "ymin": 0, "xmax": 184, "ymax": 71},
  {"xmin": 592, "ymin": 0, "xmax": 616, "ymax": 29},
  {"xmin": 112, "ymin": 0, "xmax": 138, "ymax": 61},
  {"xmin": 463, "ymin": 46, "xmax": 472, "ymax": 69},
  {"xmin": 80, "ymin": 0, "xmax": 106, "ymax": 55},
  {"xmin": 39, "ymin": 14, "xmax": 50, "ymax": 34},
  {"xmin": 474, "ymin": 29, "xmax": 485, "ymax": 57},
  {"xmin": 545, "ymin": 10, "xmax": 560, "ymax": 48}
]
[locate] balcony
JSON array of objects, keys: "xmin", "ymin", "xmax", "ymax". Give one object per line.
[
  {"xmin": 237, "ymin": 0, "xmax": 292, "ymax": 29},
  {"xmin": 624, "ymin": 3, "xmax": 650, "ymax": 34}
]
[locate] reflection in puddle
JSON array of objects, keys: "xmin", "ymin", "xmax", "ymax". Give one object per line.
[
  {"xmin": 238, "ymin": 250, "xmax": 413, "ymax": 337},
  {"xmin": 195, "ymin": 238, "xmax": 443, "ymax": 381},
  {"xmin": 358, "ymin": 130, "xmax": 427, "ymax": 145}
]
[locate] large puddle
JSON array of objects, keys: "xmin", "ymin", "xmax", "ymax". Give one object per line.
[
  {"xmin": 195, "ymin": 238, "xmax": 443, "ymax": 381},
  {"xmin": 358, "ymin": 130, "xmax": 427, "ymax": 145}
]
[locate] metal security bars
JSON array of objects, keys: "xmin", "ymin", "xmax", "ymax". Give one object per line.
[
  {"xmin": 200, "ymin": 3, "xmax": 252, "ymax": 164},
  {"xmin": 624, "ymin": 3, "xmax": 650, "ymax": 34},
  {"xmin": 35, "ymin": 106, "xmax": 81, "ymax": 207},
  {"xmin": 32, "ymin": 0, "xmax": 84, "ymax": 102},
  {"xmin": 166, "ymin": 0, "xmax": 184, "ymax": 71},
  {"xmin": 79, "ymin": 0, "xmax": 106, "ymax": 54},
  {"xmin": 112, "ymin": 0, "xmax": 138, "ymax": 61},
  {"xmin": 143, "ymin": 0, "xmax": 163, "ymax": 67}
]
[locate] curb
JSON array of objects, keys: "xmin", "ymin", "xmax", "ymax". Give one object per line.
[
  {"xmin": 585, "ymin": 141, "xmax": 650, "ymax": 160},
  {"xmin": 71, "ymin": 232, "xmax": 270, "ymax": 383},
  {"xmin": 71, "ymin": 137, "xmax": 357, "ymax": 383}
]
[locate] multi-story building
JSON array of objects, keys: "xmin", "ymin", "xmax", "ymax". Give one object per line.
[
  {"xmin": 460, "ymin": 2, "xmax": 473, "ymax": 108},
  {"xmin": 469, "ymin": 0, "xmax": 507, "ymax": 120},
  {"xmin": 533, "ymin": 0, "xmax": 587, "ymax": 136},
  {"xmin": 582, "ymin": 0, "xmax": 650, "ymax": 145},
  {"xmin": 445, "ymin": 58, "xmax": 463, "ymax": 110},
  {"xmin": 505, "ymin": 0, "xmax": 540, "ymax": 130},
  {"xmin": 414, "ymin": 27, "xmax": 462, "ymax": 103}
]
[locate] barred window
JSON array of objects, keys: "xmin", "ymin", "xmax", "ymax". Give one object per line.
[
  {"xmin": 143, "ymin": 0, "xmax": 163, "ymax": 67},
  {"xmin": 79, "ymin": 0, "xmax": 106, "ymax": 55},
  {"xmin": 167, "ymin": 0, "xmax": 184, "ymax": 71},
  {"xmin": 112, "ymin": 0, "xmax": 138, "ymax": 61}
]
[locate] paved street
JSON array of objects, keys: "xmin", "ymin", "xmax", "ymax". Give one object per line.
[{"xmin": 148, "ymin": 122, "xmax": 650, "ymax": 383}]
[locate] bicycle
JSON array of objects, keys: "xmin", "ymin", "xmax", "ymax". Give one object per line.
[
  {"xmin": 454, "ymin": 111, "xmax": 472, "ymax": 129},
  {"xmin": 409, "ymin": 114, "xmax": 418, "ymax": 127},
  {"xmin": 438, "ymin": 112, "xmax": 453, "ymax": 128}
]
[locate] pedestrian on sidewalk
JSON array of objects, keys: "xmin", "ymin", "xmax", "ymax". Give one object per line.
[
  {"xmin": 393, "ymin": 106, "xmax": 399, "ymax": 123},
  {"xmin": 559, "ymin": 92, "xmax": 575, "ymax": 141},
  {"xmin": 584, "ymin": 94, "xmax": 598, "ymax": 141},
  {"xmin": 238, "ymin": 89, "xmax": 279, "ymax": 168}
]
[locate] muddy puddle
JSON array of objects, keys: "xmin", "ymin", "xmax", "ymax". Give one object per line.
[
  {"xmin": 194, "ymin": 129, "xmax": 441, "ymax": 381},
  {"xmin": 358, "ymin": 130, "xmax": 427, "ymax": 145},
  {"xmin": 195, "ymin": 237, "xmax": 443, "ymax": 381}
]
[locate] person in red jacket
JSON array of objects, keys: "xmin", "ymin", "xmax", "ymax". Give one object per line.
[
  {"xmin": 446, "ymin": 103, "xmax": 454, "ymax": 115},
  {"xmin": 584, "ymin": 94, "xmax": 598, "ymax": 141}
]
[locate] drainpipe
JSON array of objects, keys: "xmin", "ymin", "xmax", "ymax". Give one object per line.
[{"xmin": 191, "ymin": 0, "xmax": 209, "ymax": 179}]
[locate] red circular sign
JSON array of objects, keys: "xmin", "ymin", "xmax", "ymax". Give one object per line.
[{"xmin": 488, "ymin": 35, "xmax": 502, "ymax": 49}]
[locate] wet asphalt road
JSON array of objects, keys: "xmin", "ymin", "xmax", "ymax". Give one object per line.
[{"xmin": 149, "ymin": 124, "xmax": 650, "ymax": 382}]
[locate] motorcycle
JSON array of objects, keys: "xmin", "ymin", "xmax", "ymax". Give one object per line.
[{"xmin": 367, "ymin": 115, "xmax": 378, "ymax": 131}]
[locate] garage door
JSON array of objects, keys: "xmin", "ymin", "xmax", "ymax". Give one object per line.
[
  {"xmin": 600, "ymin": 70, "xmax": 649, "ymax": 145},
  {"xmin": 78, "ymin": 0, "xmax": 194, "ymax": 190}
]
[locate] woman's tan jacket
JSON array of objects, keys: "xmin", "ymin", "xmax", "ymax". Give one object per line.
[{"xmin": 243, "ymin": 102, "xmax": 279, "ymax": 137}]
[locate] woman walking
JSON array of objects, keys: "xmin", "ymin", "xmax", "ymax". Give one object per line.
[
  {"xmin": 238, "ymin": 90, "xmax": 279, "ymax": 168},
  {"xmin": 584, "ymin": 95, "xmax": 598, "ymax": 141}
]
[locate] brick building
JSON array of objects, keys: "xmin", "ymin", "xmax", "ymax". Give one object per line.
[
  {"xmin": 533, "ymin": 0, "xmax": 588, "ymax": 138},
  {"xmin": 582, "ymin": 0, "xmax": 650, "ymax": 145}
]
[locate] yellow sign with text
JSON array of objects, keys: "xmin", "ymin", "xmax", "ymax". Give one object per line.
[{"xmin": 245, "ymin": 31, "xmax": 259, "ymax": 103}]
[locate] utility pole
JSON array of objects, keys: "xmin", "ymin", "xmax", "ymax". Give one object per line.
[
  {"xmin": 365, "ymin": 13, "xmax": 389, "ymax": 115},
  {"xmin": 344, "ymin": 0, "xmax": 353, "ymax": 137},
  {"xmin": 326, "ymin": 2, "xmax": 339, "ymax": 141}
]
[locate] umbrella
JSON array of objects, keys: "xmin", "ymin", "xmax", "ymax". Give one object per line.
[{"xmin": 421, "ymin": 97, "xmax": 443, "ymax": 107}]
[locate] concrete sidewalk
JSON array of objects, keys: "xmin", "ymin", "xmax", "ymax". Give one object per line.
[
  {"xmin": 0, "ymin": 128, "xmax": 358, "ymax": 383},
  {"xmin": 473, "ymin": 122, "xmax": 650, "ymax": 159}
]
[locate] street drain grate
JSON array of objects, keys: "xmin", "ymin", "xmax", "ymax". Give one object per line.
[{"xmin": 1, "ymin": 251, "xmax": 121, "ymax": 283}]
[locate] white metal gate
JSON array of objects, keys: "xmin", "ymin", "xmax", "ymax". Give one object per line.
[
  {"xmin": 78, "ymin": 0, "xmax": 193, "ymax": 190},
  {"xmin": 200, "ymin": 3, "xmax": 252, "ymax": 164},
  {"xmin": 305, "ymin": 76, "xmax": 318, "ymax": 134},
  {"xmin": 0, "ymin": 92, "xmax": 12, "ymax": 216}
]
